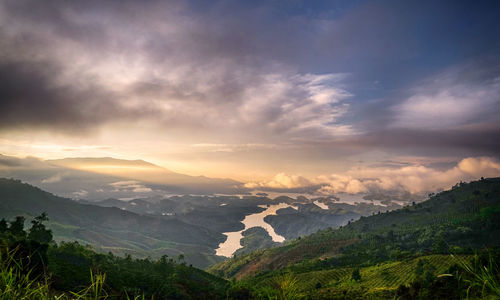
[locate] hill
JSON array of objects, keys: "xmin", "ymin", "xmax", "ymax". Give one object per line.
[
  {"xmin": 238, "ymin": 254, "xmax": 468, "ymax": 299},
  {"xmin": 0, "ymin": 178, "xmax": 225, "ymax": 268},
  {"xmin": 209, "ymin": 177, "xmax": 500, "ymax": 280},
  {"xmin": 0, "ymin": 214, "xmax": 229, "ymax": 299}
]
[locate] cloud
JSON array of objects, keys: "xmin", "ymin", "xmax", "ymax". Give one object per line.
[
  {"xmin": 0, "ymin": 154, "xmax": 45, "ymax": 168},
  {"xmin": 0, "ymin": 0, "xmax": 353, "ymax": 141},
  {"xmin": 392, "ymin": 61, "xmax": 500, "ymax": 130},
  {"xmin": 245, "ymin": 173, "xmax": 313, "ymax": 189},
  {"xmin": 41, "ymin": 173, "xmax": 63, "ymax": 183},
  {"xmin": 109, "ymin": 181, "xmax": 153, "ymax": 193},
  {"xmin": 0, "ymin": 59, "xmax": 129, "ymax": 133},
  {"xmin": 457, "ymin": 157, "xmax": 500, "ymax": 177},
  {"xmin": 393, "ymin": 84, "xmax": 500, "ymax": 130},
  {"xmin": 249, "ymin": 157, "xmax": 500, "ymax": 195},
  {"xmin": 191, "ymin": 143, "xmax": 280, "ymax": 153},
  {"xmin": 72, "ymin": 190, "xmax": 88, "ymax": 198},
  {"xmin": 1, "ymin": 0, "xmax": 499, "ymax": 179},
  {"xmin": 316, "ymin": 175, "xmax": 368, "ymax": 194},
  {"xmin": 320, "ymin": 157, "xmax": 500, "ymax": 194}
]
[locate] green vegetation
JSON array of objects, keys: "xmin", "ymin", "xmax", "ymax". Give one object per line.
[
  {"xmin": 351, "ymin": 268, "xmax": 361, "ymax": 282},
  {"xmin": 0, "ymin": 214, "xmax": 228, "ymax": 299},
  {"xmin": 210, "ymin": 178, "xmax": 500, "ymax": 299},
  {"xmin": 1, "ymin": 177, "xmax": 499, "ymax": 299},
  {"xmin": 0, "ymin": 178, "xmax": 225, "ymax": 268}
]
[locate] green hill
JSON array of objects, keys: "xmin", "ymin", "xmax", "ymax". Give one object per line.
[
  {"xmin": 0, "ymin": 178, "xmax": 225, "ymax": 268},
  {"xmin": 209, "ymin": 177, "xmax": 500, "ymax": 282},
  {"xmin": 0, "ymin": 214, "xmax": 229, "ymax": 299},
  {"xmin": 237, "ymin": 254, "xmax": 465, "ymax": 299}
]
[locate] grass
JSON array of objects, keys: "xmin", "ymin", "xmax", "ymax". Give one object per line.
[
  {"xmin": 452, "ymin": 253, "xmax": 500, "ymax": 299},
  {"xmin": 0, "ymin": 247, "xmax": 51, "ymax": 299},
  {"xmin": 69, "ymin": 270, "xmax": 107, "ymax": 300},
  {"xmin": 0, "ymin": 246, "xmax": 122, "ymax": 300}
]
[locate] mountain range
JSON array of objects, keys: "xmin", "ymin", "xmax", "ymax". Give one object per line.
[{"xmin": 0, "ymin": 154, "xmax": 245, "ymax": 199}]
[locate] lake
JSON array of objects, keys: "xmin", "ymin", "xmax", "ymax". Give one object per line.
[{"xmin": 216, "ymin": 202, "xmax": 297, "ymax": 257}]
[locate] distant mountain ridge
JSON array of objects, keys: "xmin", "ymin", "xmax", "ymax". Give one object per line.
[{"xmin": 0, "ymin": 154, "xmax": 245, "ymax": 199}]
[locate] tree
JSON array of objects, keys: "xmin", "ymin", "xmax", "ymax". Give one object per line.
[
  {"xmin": 415, "ymin": 259, "xmax": 425, "ymax": 277},
  {"xmin": 28, "ymin": 213, "xmax": 53, "ymax": 244},
  {"xmin": 351, "ymin": 268, "xmax": 361, "ymax": 282},
  {"xmin": 433, "ymin": 237, "xmax": 447, "ymax": 254},
  {"xmin": 9, "ymin": 216, "xmax": 26, "ymax": 238},
  {"xmin": 0, "ymin": 218, "xmax": 7, "ymax": 233},
  {"xmin": 387, "ymin": 230, "xmax": 395, "ymax": 241}
]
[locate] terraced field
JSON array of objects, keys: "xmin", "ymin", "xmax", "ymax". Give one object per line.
[
  {"xmin": 295, "ymin": 267, "xmax": 352, "ymax": 291},
  {"xmin": 294, "ymin": 254, "xmax": 462, "ymax": 293}
]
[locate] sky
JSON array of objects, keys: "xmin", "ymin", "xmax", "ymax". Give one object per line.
[{"xmin": 1, "ymin": 0, "xmax": 500, "ymax": 196}]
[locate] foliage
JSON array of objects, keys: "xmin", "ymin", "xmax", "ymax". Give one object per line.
[
  {"xmin": 0, "ymin": 246, "xmax": 50, "ymax": 299},
  {"xmin": 0, "ymin": 178, "xmax": 225, "ymax": 269},
  {"xmin": 211, "ymin": 178, "xmax": 500, "ymax": 279},
  {"xmin": 395, "ymin": 250, "xmax": 500, "ymax": 299},
  {"xmin": 0, "ymin": 214, "xmax": 229, "ymax": 299},
  {"xmin": 351, "ymin": 268, "xmax": 361, "ymax": 282},
  {"xmin": 211, "ymin": 178, "xmax": 500, "ymax": 299},
  {"xmin": 1, "ymin": 178, "xmax": 500, "ymax": 299}
]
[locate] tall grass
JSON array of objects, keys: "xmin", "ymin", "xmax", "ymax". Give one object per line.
[
  {"xmin": 0, "ymin": 246, "xmax": 113, "ymax": 300},
  {"xmin": 0, "ymin": 246, "xmax": 50, "ymax": 299},
  {"xmin": 451, "ymin": 253, "xmax": 500, "ymax": 299},
  {"xmin": 69, "ymin": 270, "xmax": 108, "ymax": 300}
]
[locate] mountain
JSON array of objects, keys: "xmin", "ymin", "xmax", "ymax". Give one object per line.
[
  {"xmin": 209, "ymin": 177, "xmax": 500, "ymax": 284},
  {"xmin": 0, "ymin": 178, "xmax": 226, "ymax": 268},
  {"xmin": 48, "ymin": 157, "xmax": 242, "ymax": 190},
  {"xmin": 0, "ymin": 154, "xmax": 245, "ymax": 198}
]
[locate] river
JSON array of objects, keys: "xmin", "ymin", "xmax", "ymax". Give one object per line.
[{"xmin": 215, "ymin": 203, "xmax": 297, "ymax": 257}]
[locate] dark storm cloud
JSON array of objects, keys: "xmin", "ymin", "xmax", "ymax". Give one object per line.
[
  {"xmin": 0, "ymin": 59, "xmax": 124, "ymax": 132},
  {"xmin": 345, "ymin": 126, "xmax": 500, "ymax": 156}
]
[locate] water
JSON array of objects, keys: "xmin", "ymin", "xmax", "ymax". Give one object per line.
[
  {"xmin": 313, "ymin": 200, "xmax": 329, "ymax": 209},
  {"xmin": 331, "ymin": 193, "xmax": 389, "ymax": 206},
  {"xmin": 216, "ymin": 203, "xmax": 296, "ymax": 257}
]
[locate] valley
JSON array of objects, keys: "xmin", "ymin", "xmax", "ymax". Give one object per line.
[{"xmin": 1, "ymin": 177, "xmax": 499, "ymax": 298}]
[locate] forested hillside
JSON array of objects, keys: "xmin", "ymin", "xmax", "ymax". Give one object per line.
[
  {"xmin": 209, "ymin": 178, "xmax": 500, "ymax": 299},
  {"xmin": 0, "ymin": 178, "xmax": 225, "ymax": 268},
  {"xmin": 0, "ymin": 214, "xmax": 228, "ymax": 299}
]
